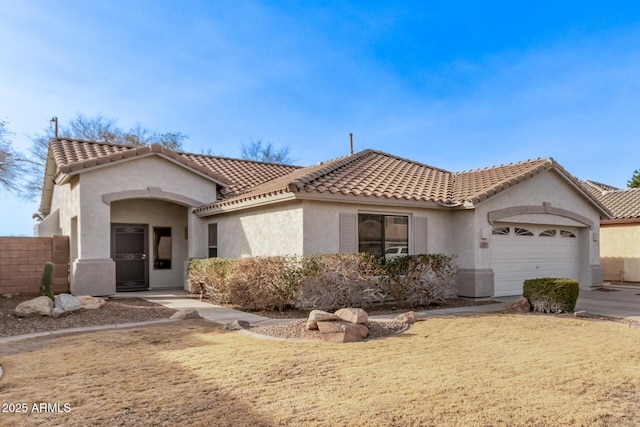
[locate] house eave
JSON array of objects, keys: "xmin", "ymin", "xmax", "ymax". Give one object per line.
[
  {"xmin": 195, "ymin": 192, "xmax": 298, "ymax": 216},
  {"xmin": 601, "ymin": 218, "xmax": 640, "ymax": 225}
]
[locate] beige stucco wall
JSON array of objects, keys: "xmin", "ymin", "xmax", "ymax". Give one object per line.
[
  {"xmin": 600, "ymin": 223, "xmax": 640, "ymax": 282},
  {"xmin": 301, "ymin": 199, "xmax": 453, "ymax": 256},
  {"xmin": 203, "ymin": 201, "xmax": 305, "ymax": 258},
  {"xmin": 196, "ymin": 198, "xmax": 454, "ymax": 259},
  {"xmin": 111, "ymin": 199, "xmax": 188, "ymax": 288},
  {"xmin": 78, "ymin": 155, "xmax": 216, "ymax": 259}
]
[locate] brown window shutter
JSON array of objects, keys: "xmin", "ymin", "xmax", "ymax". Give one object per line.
[
  {"xmin": 339, "ymin": 213, "xmax": 357, "ymax": 253},
  {"xmin": 413, "ymin": 217, "xmax": 428, "ymax": 255}
]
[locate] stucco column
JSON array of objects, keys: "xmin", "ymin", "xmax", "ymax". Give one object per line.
[{"xmin": 70, "ymin": 189, "xmax": 115, "ymax": 296}]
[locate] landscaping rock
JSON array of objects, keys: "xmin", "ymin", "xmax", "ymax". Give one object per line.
[
  {"xmin": 170, "ymin": 309, "xmax": 201, "ymax": 320},
  {"xmin": 394, "ymin": 311, "xmax": 416, "ymax": 324},
  {"xmin": 306, "ymin": 310, "xmax": 341, "ymax": 330},
  {"xmin": 76, "ymin": 295, "xmax": 106, "ymax": 310},
  {"xmin": 505, "ymin": 297, "xmax": 531, "ymax": 313},
  {"xmin": 15, "ymin": 296, "xmax": 53, "ymax": 317},
  {"xmin": 335, "ymin": 307, "xmax": 368, "ymax": 324},
  {"xmin": 317, "ymin": 321, "xmax": 369, "ymax": 343},
  {"xmin": 223, "ymin": 320, "xmax": 251, "ymax": 331},
  {"xmin": 574, "ymin": 310, "xmax": 588, "ymax": 318},
  {"xmin": 52, "ymin": 294, "xmax": 84, "ymax": 318}
]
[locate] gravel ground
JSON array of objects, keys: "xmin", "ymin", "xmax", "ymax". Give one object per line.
[
  {"xmin": 250, "ymin": 319, "xmax": 409, "ymax": 341},
  {"xmin": 0, "ymin": 295, "xmax": 177, "ymax": 338},
  {"xmin": 0, "ymin": 294, "xmax": 497, "ymax": 341}
]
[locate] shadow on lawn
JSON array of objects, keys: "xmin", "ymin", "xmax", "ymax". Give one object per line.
[{"xmin": 0, "ymin": 320, "xmax": 279, "ymax": 427}]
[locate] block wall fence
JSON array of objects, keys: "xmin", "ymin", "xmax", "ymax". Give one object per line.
[{"xmin": 0, "ymin": 236, "xmax": 70, "ymax": 295}]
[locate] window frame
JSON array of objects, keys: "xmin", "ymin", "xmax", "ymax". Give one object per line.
[
  {"xmin": 208, "ymin": 223, "xmax": 218, "ymax": 258},
  {"xmin": 153, "ymin": 226, "xmax": 172, "ymax": 270},
  {"xmin": 357, "ymin": 212, "xmax": 410, "ymax": 260}
]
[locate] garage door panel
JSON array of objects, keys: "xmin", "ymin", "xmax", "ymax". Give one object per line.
[{"xmin": 492, "ymin": 224, "xmax": 579, "ymax": 296}]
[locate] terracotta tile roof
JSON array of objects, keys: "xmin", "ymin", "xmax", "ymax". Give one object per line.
[
  {"xmin": 195, "ymin": 151, "xmax": 585, "ymax": 214},
  {"xmin": 46, "ymin": 139, "xmax": 606, "ymax": 216},
  {"xmin": 179, "ymin": 152, "xmax": 301, "ymax": 198},
  {"xmin": 48, "ymin": 139, "xmax": 300, "ymax": 191},
  {"xmin": 580, "ymin": 180, "xmax": 640, "ymax": 219},
  {"xmin": 452, "ymin": 158, "xmax": 554, "ymax": 204},
  {"xmin": 194, "ymin": 150, "xmax": 455, "ymax": 212}
]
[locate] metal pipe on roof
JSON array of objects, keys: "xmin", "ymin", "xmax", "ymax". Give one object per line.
[
  {"xmin": 349, "ymin": 133, "xmax": 353, "ymax": 155},
  {"xmin": 50, "ymin": 116, "xmax": 58, "ymax": 138}
]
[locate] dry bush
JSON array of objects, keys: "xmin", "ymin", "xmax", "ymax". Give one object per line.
[
  {"xmin": 186, "ymin": 258, "xmax": 232, "ymax": 304},
  {"xmin": 382, "ymin": 254, "xmax": 457, "ymax": 307},
  {"xmin": 295, "ymin": 253, "xmax": 384, "ymax": 311},
  {"xmin": 187, "ymin": 253, "xmax": 457, "ymax": 312},
  {"xmin": 227, "ymin": 256, "xmax": 301, "ymax": 311}
]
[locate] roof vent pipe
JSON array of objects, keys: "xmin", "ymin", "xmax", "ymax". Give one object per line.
[
  {"xmin": 349, "ymin": 133, "xmax": 353, "ymax": 155},
  {"xmin": 50, "ymin": 116, "xmax": 58, "ymax": 139}
]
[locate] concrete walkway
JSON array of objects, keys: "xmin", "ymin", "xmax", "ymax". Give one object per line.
[
  {"xmin": 574, "ymin": 284, "xmax": 640, "ymax": 322},
  {"xmin": 117, "ymin": 289, "xmax": 285, "ymax": 326},
  {"xmin": 126, "ymin": 285, "xmax": 640, "ymax": 324}
]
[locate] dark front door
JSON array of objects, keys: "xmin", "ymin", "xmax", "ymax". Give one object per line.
[{"xmin": 112, "ymin": 224, "xmax": 149, "ymax": 291}]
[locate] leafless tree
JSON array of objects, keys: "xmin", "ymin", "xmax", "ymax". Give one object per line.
[
  {"xmin": 240, "ymin": 140, "xmax": 293, "ymax": 164},
  {"xmin": 23, "ymin": 113, "xmax": 188, "ymax": 200},
  {"xmin": 0, "ymin": 120, "xmax": 25, "ymax": 194}
]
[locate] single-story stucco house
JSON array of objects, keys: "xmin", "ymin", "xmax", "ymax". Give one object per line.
[
  {"xmin": 581, "ymin": 180, "xmax": 640, "ymax": 282},
  {"xmin": 36, "ymin": 138, "xmax": 611, "ymax": 297}
]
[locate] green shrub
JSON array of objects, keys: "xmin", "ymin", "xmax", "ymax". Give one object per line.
[
  {"xmin": 39, "ymin": 261, "xmax": 55, "ymax": 301},
  {"xmin": 523, "ymin": 278, "xmax": 579, "ymax": 313},
  {"xmin": 295, "ymin": 253, "xmax": 384, "ymax": 311},
  {"xmin": 382, "ymin": 254, "xmax": 457, "ymax": 307}
]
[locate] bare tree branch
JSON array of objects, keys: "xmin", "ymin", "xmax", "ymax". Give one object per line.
[{"xmin": 240, "ymin": 140, "xmax": 293, "ymax": 164}]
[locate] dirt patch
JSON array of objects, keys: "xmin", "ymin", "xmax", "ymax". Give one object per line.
[{"xmin": 0, "ymin": 295, "xmax": 177, "ymax": 338}]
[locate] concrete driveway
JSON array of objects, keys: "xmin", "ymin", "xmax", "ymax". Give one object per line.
[{"xmin": 576, "ymin": 286, "xmax": 640, "ymax": 321}]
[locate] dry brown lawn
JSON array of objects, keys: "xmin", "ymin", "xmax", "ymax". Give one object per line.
[{"xmin": 1, "ymin": 314, "xmax": 640, "ymax": 426}]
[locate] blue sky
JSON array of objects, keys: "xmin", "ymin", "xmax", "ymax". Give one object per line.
[{"xmin": 2, "ymin": 1, "xmax": 640, "ymax": 235}]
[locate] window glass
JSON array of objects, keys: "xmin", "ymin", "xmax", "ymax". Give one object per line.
[
  {"xmin": 540, "ymin": 229, "xmax": 557, "ymax": 237},
  {"xmin": 514, "ymin": 227, "xmax": 534, "ymax": 236},
  {"xmin": 153, "ymin": 227, "xmax": 171, "ymax": 269},
  {"xmin": 208, "ymin": 223, "xmax": 218, "ymax": 257},
  {"xmin": 492, "ymin": 227, "xmax": 510, "ymax": 235},
  {"xmin": 358, "ymin": 214, "xmax": 408, "ymax": 260},
  {"xmin": 560, "ymin": 230, "xmax": 576, "ymax": 238}
]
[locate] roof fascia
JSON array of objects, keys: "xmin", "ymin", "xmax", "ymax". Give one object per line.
[
  {"xmin": 196, "ymin": 189, "xmax": 450, "ymax": 217},
  {"xmin": 294, "ymin": 191, "xmax": 447, "ymax": 209},
  {"xmin": 39, "ymin": 145, "xmax": 58, "ymax": 215},
  {"xmin": 546, "ymin": 167, "xmax": 612, "ymax": 219},
  {"xmin": 469, "ymin": 166, "xmax": 612, "ymax": 219},
  {"xmin": 601, "ymin": 218, "xmax": 640, "ymax": 225},
  {"xmin": 195, "ymin": 192, "xmax": 297, "ymax": 217}
]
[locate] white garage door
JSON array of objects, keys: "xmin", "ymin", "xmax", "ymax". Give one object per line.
[{"xmin": 491, "ymin": 224, "xmax": 580, "ymax": 296}]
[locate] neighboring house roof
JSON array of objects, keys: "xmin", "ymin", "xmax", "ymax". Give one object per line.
[{"xmin": 580, "ymin": 180, "xmax": 640, "ymax": 221}]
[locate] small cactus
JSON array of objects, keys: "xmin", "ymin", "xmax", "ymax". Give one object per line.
[{"xmin": 40, "ymin": 261, "xmax": 55, "ymax": 301}]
